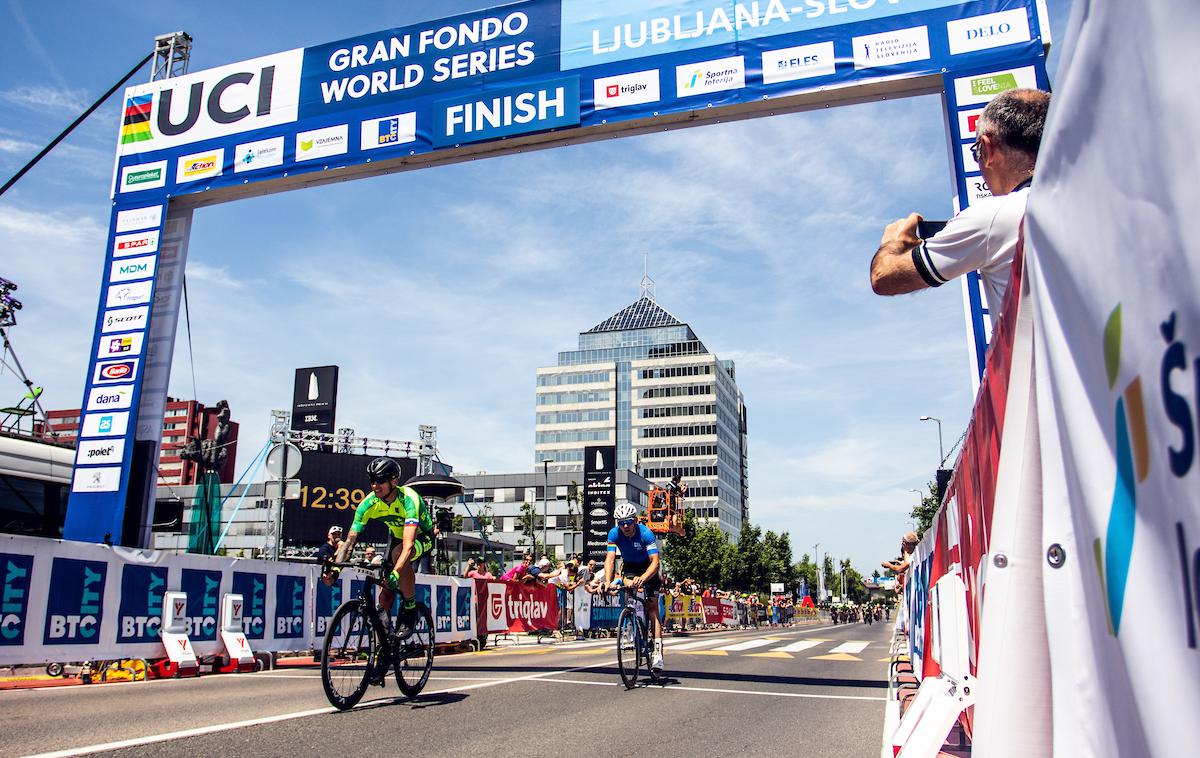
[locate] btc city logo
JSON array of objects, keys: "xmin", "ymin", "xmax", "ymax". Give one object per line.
[{"xmin": 1095, "ymin": 304, "xmax": 1150, "ymax": 636}]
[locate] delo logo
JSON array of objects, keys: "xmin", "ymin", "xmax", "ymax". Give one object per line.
[
  {"xmin": 274, "ymin": 575, "xmax": 305, "ymax": 638},
  {"xmin": 947, "ymin": 8, "xmax": 1031, "ymax": 56},
  {"xmin": 118, "ymin": 49, "xmax": 303, "ymax": 155},
  {"xmin": 455, "ymin": 584, "xmax": 473, "ymax": 632},
  {"xmin": 117, "ymin": 564, "xmax": 167, "ymax": 643},
  {"xmin": 181, "ymin": 568, "xmax": 221, "ymax": 641},
  {"xmin": 1, "ymin": 554, "xmax": 34, "ymax": 646},
  {"xmin": 43, "ymin": 558, "xmax": 107, "ymax": 644},
  {"xmin": 232, "ymin": 572, "xmax": 266, "ymax": 639}
]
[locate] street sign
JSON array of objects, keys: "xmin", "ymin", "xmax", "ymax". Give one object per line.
[
  {"xmin": 264, "ymin": 479, "xmax": 301, "ymax": 501},
  {"xmin": 265, "ymin": 443, "xmax": 302, "ymax": 479}
]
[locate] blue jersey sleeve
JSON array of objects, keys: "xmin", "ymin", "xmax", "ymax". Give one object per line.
[
  {"xmin": 606, "ymin": 526, "xmax": 619, "ymax": 552},
  {"xmin": 638, "ymin": 524, "xmax": 660, "ymax": 554}
]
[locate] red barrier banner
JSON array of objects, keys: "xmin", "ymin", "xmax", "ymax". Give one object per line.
[
  {"xmin": 476, "ymin": 580, "xmax": 559, "ymax": 634},
  {"xmin": 702, "ymin": 599, "xmax": 722, "ymax": 625}
]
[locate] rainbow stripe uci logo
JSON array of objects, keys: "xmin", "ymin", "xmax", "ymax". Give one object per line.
[{"xmin": 1095, "ymin": 304, "xmax": 1150, "ymax": 635}]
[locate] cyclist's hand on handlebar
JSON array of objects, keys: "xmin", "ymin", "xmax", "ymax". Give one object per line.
[{"xmin": 628, "ymin": 576, "xmax": 645, "ymax": 590}]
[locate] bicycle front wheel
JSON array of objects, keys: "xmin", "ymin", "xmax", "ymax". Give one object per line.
[
  {"xmin": 616, "ymin": 607, "xmax": 641, "ymax": 689},
  {"xmin": 321, "ymin": 599, "xmax": 377, "ymax": 710},
  {"xmin": 396, "ymin": 603, "xmax": 435, "ymax": 697}
]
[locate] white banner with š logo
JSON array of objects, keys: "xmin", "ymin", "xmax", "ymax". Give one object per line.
[{"xmin": 1023, "ymin": 0, "xmax": 1200, "ymax": 755}]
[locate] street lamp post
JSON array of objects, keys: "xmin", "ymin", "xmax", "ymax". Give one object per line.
[
  {"xmin": 909, "ymin": 488, "xmax": 923, "ymax": 533},
  {"xmin": 542, "ymin": 458, "xmax": 552, "ymax": 558},
  {"xmin": 919, "ymin": 416, "xmax": 945, "ymax": 466}
]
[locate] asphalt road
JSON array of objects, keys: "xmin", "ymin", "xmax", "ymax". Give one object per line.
[{"xmin": 1, "ymin": 619, "xmax": 893, "ymax": 758}]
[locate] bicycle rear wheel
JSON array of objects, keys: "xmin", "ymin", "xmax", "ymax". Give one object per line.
[
  {"xmin": 396, "ymin": 603, "xmax": 435, "ymax": 697},
  {"xmin": 321, "ymin": 599, "xmax": 377, "ymax": 710},
  {"xmin": 642, "ymin": 617, "xmax": 660, "ymax": 682},
  {"xmin": 616, "ymin": 607, "xmax": 641, "ymax": 689}
]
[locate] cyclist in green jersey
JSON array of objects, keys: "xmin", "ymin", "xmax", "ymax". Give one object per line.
[{"xmin": 333, "ymin": 457, "xmax": 434, "ymax": 637}]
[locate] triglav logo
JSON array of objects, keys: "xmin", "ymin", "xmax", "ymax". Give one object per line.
[
  {"xmin": 593, "ymin": 69, "xmax": 659, "ymax": 110},
  {"xmin": 1094, "ymin": 305, "xmax": 1150, "ymax": 636}
]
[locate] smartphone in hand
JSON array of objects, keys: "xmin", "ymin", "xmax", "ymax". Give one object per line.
[{"xmin": 916, "ymin": 219, "xmax": 948, "ymax": 239}]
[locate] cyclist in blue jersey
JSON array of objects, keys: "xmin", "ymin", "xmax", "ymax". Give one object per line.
[{"xmin": 603, "ymin": 501, "xmax": 665, "ymax": 674}]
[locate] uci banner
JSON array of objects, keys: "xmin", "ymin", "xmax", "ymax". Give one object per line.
[{"xmin": 1023, "ymin": 0, "xmax": 1200, "ymax": 754}]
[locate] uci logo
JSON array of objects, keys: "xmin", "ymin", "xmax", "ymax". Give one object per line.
[{"xmin": 158, "ymin": 66, "xmax": 277, "ymax": 137}]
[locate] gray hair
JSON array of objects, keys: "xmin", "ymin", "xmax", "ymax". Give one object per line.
[{"xmin": 977, "ymin": 88, "xmax": 1051, "ymax": 161}]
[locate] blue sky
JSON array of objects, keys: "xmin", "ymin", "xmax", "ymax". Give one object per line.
[{"xmin": 0, "ymin": 0, "xmax": 1073, "ymax": 574}]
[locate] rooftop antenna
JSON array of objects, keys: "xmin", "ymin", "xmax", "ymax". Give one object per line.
[{"xmin": 640, "ymin": 254, "xmax": 656, "ymax": 302}]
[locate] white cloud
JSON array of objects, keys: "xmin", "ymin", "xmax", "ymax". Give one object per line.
[{"xmin": 0, "ymin": 85, "xmax": 85, "ymax": 113}]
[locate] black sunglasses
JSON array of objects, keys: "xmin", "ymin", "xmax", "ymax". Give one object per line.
[
  {"xmin": 617, "ymin": 519, "xmax": 636, "ymax": 527},
  {"xmin": 970, "ymin": 138, "xmax": 983, "ymax": 164}
]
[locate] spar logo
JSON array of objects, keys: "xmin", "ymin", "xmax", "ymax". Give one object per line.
[
  {"xmin": 181, "ymin": 568, "xmax": 221, "ymax": 641},
  {"xmin": 43, "ymin": 558, "xmax": 107, "ymax": 644},
  {"xmin": 232, "ymin": 572, "xmax": 266, "ymax": 638},
  {"xmin": 1094, "ymin": 305, "xmax": 1151, "ymax": 636},
  {"xmin": 117, "ymin": 564, "xmax": 167, "ymax": 643},
  {"xmin": 1, "ymin": 554, "xmax": 34, "ymax": 646},
  {"xmin": 274, "ymin": 575, "xmax": 305, "ymax": 638}
]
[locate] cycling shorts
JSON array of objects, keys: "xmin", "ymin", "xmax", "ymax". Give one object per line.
[
  {"xmin": 621, "ymin": 562, "xmax": 662, "ymax": 596},
  {"xmin": 387, "ymin": 533, "xmax": 432, "ymax": 563}
]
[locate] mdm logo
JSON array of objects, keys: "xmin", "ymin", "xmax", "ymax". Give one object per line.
[
  {"xmin": 275, "ymin": 575, "xmax": 305, "ymax": 638},
  {"xmin": 43, "ymin": 558, "xmax": 107, "ymax": 644},
  {"xmin": 1094, "ymin": 305, "xmax": 1150, "ymax": 636},
  {"xmin": 232, "ymin": 572, "xmax": 266, "ymax": 639},
  {"xmin": 117, "ymin": 564, "xmax": 168, "ymax": 643},
  {"xmin": 1, "ymin": 553, "xmax": 34, "ymax": 646},
  {"xmin": 181, "ymin": 568, "xmax": 222, "ymax": 641}
]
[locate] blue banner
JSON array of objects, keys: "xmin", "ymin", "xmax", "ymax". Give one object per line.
[
  {"xmin": 1, "ymin": 553, "xmax": 34, "ymax": 646},
  {"xmin": 232, "ymin": 571, "xmax": 268, "ymax": 639},
  {"xmin": 43, "ymin": 558, "xmax": 107, "ymax": 645},
  {"xmin": 433, "ymin": 75, "xmax": 580, "ymax": 146},
  {"xmin": 181, "ymin": 568, "xmax": 222, "ymax": 642},
  {"xmin": 274, "ymin": 575, "xmax": 306, "ymax": 639},
  {"xmin": 116, "ymin": 564, "xmax": 167, "ymax": 644}
]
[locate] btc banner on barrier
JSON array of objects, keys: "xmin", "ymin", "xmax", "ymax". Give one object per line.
[{"xmin": 475, "ymin": 580, "xmax": 558, "ymax": 634}]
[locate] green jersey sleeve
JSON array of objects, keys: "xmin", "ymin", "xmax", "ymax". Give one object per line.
[{"xmin": 350, "ymin": 493, "xmax": 378, "ymax": 533}]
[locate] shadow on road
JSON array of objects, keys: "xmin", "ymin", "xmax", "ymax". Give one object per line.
[
  {"xmin": 347, "ymin": 691, "xmax": 469, "ymax": 712},
  {"xmin": 583, "ymin": 666, "xmax": 887, "ymax": 690}
]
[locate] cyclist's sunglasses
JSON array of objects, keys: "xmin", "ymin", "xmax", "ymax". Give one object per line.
[
  {"xmin": 368, "ymin": 473, "xmax": 394, "ymax": 484},
  {"xmin": 617, "ymin": 519, "xmax": 636, "ymax": 528}
]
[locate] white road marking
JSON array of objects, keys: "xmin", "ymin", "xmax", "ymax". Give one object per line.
[
  {"xmin": 828, "ymin": 641, "xmax": 870, "ymax": 654},
  {"xmin": 669, "ymin": 638, "xmax": 733, "ymax": 651},
  {"xmin": 530, "ymin": 678, "xmax": 884, "ymax": 701},
  {"xmin": 718, "ymin": 638, "xmax": 777, "ymax": 652},
  {"xmin": 773, "ymin": 639, "xmax": 827, "ymax": 653}
]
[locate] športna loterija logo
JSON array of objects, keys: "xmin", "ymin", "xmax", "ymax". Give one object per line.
[{"xmin": 1094, "ymin": 304, "xmax": 1150, "ymax": 636}]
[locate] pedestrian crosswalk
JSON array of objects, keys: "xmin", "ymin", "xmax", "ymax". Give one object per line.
[{"xmin": 506, "ymin": 634, "xmax": 879, "ymax": 662}]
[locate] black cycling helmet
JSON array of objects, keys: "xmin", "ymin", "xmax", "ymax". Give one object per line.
[{"xmin": 366, "ymin": 457, "xmax": 400, "ymax": 483}]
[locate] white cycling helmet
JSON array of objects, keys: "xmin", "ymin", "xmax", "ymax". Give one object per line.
[{"xmin": 613, "ymin": 502, "xmax": 638, "ymax": 521}]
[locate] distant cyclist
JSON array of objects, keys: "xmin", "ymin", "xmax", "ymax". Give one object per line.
[
  {"xmin": 603, "ymin": 502, "xmax": 665, "ymax": 674},
  {"xmin": 333, "ymin": 457, "xmax": 433, "ymax": 638}
]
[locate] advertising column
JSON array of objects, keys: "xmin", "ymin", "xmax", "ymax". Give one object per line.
[{"xmin": 582, "ymin": 445, "xmax": 615, "ymax": 565}]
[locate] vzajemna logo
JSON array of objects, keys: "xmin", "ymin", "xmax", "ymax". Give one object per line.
[{"xmin": 1095, "ymin": 304, "xmax": 1150, "ymax": 636}]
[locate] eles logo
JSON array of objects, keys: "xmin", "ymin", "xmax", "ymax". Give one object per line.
[
  {"xmin": 117, "ymin": 564, "xmax": 167, "ymax": 643},
  {"xmin": 1, "ymin": 554, "xmax": 34, "ymax": 646},
  {"xmin": 43, "ymin": 558, "xmax": 107, "ymax": 644},
  {"xmin": 1095, "ymin": 305, "xmax": 1150, "ymax": 636}
]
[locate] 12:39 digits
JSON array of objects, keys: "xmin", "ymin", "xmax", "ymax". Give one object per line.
[{"xmin": 299, "ymin": 485, "xmax": 367, "ymax": 510}]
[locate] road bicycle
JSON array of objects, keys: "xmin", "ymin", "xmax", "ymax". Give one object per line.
[
  {"xmin": 614, "ymin": 580, "xmax": 661, "ymax": 689},
  {"xmin": 320, "ymin": 563, "xmax": 435, "ymax": 710}
]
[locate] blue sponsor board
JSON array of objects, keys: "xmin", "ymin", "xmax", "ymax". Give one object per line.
[
  {"xmin": 116, "ymin": 564, "xmax": 168, "ymax": 643},
  {"xmin": 589, "ymin": 591, "xmax": 622, "ymax": 630},
  {"xmin": 232, "ymin": 571, "xmax": 267, "ymax": 639},
  {"xmin": 181, "ymin": 568, "xmax": 221, "ymax": 642},
  {"xmin": 455, "ymin": 584, "xmax": 474, "ymax": 632},
  {"xmin": 1, "ymin": 553, "xmax": 34, "ymax": 646},
  {"xmin": 435, "ymin": 585, "xmax": 452, "ymax": 633},
  {"xmin": 315, "ymin": 579, "xmax": 343, "ymax": 637},
  {"xmin": 433, "ymin": 75, "xmax": 580, "ymax": 147},
  {"xmin": 274, "ymin": 575, "xmax": 306, "ymax": 639},
  {"xmin": 43, "ymin": 558, "xmax": 107, "ymax": 645}
]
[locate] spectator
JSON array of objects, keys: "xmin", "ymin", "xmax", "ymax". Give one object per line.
[
  {"xmin": 882, "ymin": 532, "xmax": 919, "ymax": 576},
  {"xmin": 318, "ymin": 526, "xmax": 343, "ymax": 587},
  {"xmin": 869, "ymin": 88, "xmax": 1051, "ymax": 326},
  {"xmin": 363, "ymin": 545, "xmax": 382, "ymax": 566},
  {"xmin": 464, "ymin": 556, "xmax": 494, "ymax": 580},
  {"xmin": 500, "ymin": 552, "xmax": 534, "ymax": 582}
]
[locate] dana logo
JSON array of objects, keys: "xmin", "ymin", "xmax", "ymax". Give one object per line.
[
  {"xmin": 176, "ymin": 148, "xmax": 224, "ymax": 183},
  {"xmin": 1, "ymin": 553, "xmax": 34, "ymax": 646},
  {"xmin": 117, "ymin": 50, "xmax": 303, "ymax": 155},
  {"xmin": 593, "ymin": 69, "xmax": 659, "ymax": 110},
  {"xmin": 119, "ymin": 161, "xmax": 167, "ymax": 192},
  {"xmin": 43, "ymin": 558, "xmax": 107, "ymax": 644},
  {"xmin": 674, "ymin": 56, "xmax": 744, "ymax": 97},
  {"xmin": 1094, "ymin": 305, "xmax": 1150, "ymax": 636},
  {"xmin": 295, "ymin": 124, "xmax": 348, "ymax": 162},
  {"xmin": 117, "ymin": 564, "xmax": 167, "ymax": 643}
]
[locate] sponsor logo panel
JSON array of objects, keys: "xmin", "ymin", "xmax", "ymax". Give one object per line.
[
  {"xmin": 114, "ymin": 205, "xmax": 162, "ymax": 233},
  {"xmin": 92, "ymin": 358, "xmax": 139, "ymax": 384},
  {"xmin": 81, "ymin": 411, "xmax": 130, "ymax": 438},
  {"xmin": 274, "ymin": 575, "xmax": 306, "ymax": 639},
  {"xmin": 961, "ymin": 142, "xmax": 980, "ymax": 173},
  {"xmin": 116, "ymin": 564, "xmax": 168, "ymax": 644},
  {"xmin": 86, "ymin": 384, "xmax": 134, "ymax": 411},
  {"xmin": 76, "ymin": 439, "xmax": 126, "ymax": 466},
  {"xmin": 0, "ymin": 553, "xmax": 34, "ymax": 646},
  {"xmin": 965, "ymin": 176, "xmax": 992, "ymax": 205},
  {"xmin": 853, "ymin": 26, "xmax": 931, "ymax": 69},
  {"xmin": 233, "ymin": 136, "xmax": 285, "ymax": 173},
  {"xmin": 359, "ymin": 113, "xmax": 417, "ymax": 150},
  {"xmin": 181, "ymin": 569, "xmax": 222, "ymax": 642},
  {"xmin": 101, "ymin": 306, "xmax": 149, "ymax": 334},
  {"xmin": 947, "ymin": 8, "xmax": 1032, "ymax": 56},
  {"xmin": 175, "ymin": 148, "xmax": 224, "ymax": 183},
  {"xmin": 119, "ymin": 161, "xmax": 168, "ymax": 192},
  {"xmin": 295, "ymin": 124, "xmax": 349, "ymax": 162},
  {"xmin": 97, "ymin": 332, "xmax": 145, "ymax": 360},
  {"xmin": 112, "ymin": 230, "xmax": 160, "ymax": 258},
  {"xmin": 109, "ymin": 255, "xmax": 157, "ymax": 284},
  {"xmin": 71, "ymin": 465, "xmax": 122, "ymax": 493},
  {"xmin": 232, "ymin": 572, "xmax": 267, "ymax": 639},
  {"xmin": 761, "ymin": 42, "xmax": 836, "ymax": 84},
  {"xmin": 676, "ymin": 55, "xmax": 745, "ymax": 97},
  {"xmin": 118, "ymin": 49, "xmax": 303, "ymax": 155},
  {"xmin": 592, "ymin": 69, "xmax": 660, "ymax": 110},
  {"xmin": 106, "ymin": 281, "xmax": 153, "ymax": 308},
  {"xmin": 958, "ymin": 107, "xmax": 985, "ymax": 139},
  {"xmin": 953, "ymin": 65, "xmax": 1037, "ymax": 106},
  {"xmin": 43, "ymin": 558, "xmax": 108, "ymax": 644}
]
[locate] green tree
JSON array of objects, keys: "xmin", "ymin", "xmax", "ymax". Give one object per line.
[
  {"xmin": 762, "ymin": 530, "xmax": 797, "ymax": 592},
  {"xmin": 566, "ymin": 480, "xmax": 582, "ymax": 531},
  {"xmin": 517, "ymin": 501, "xmax": 543, "ymax": 556},
  {"xmin": 911, "ymin": 478, "xmax": 941, "ymax": 537},
  {"xmin": 662, "ymin": 510, "xmax": 733, "ymax": 587},
  {"xmin": 731, "ymin": 521, "xmax": 767, "ymax": 592},
  {"xmin": 794, "ymin": 553, "xmax": 819, "ymax": 600}
]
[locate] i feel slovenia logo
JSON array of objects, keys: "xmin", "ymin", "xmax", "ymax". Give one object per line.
[{"xmin": 1094, "ymin": 304, "xmax": 1150, "ymax": 636}]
